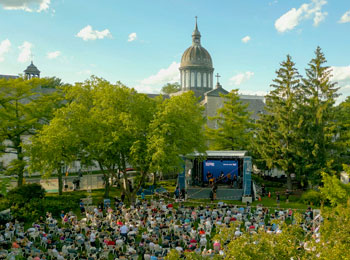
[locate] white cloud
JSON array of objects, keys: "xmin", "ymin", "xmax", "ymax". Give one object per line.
[
  {"xmin": 241, "ymin": 36, "xmax": 251, "ymax": 43},
  {"xmin": 331, "ymin": 66, "xmax": 350, "ymax": 82},
  {"xmin": 0, "ymin": 0, "xmax": 50, "ymax": 12},
  {"xmin": 331, "ymin": 66, "xmax": 350, "ymax": 89},
  {"xmin": 47, "ymin": 50, "xmax": 61, "ymax": 59},
  {"xmin": 339, "ymin": 10, "xmax": 350, "ymax": 24},
  {"xmin": 0, "ymin": 39, "xmax": 11, "ymax": 62},
  {"xmin": 17, "ymin": 41, "xmax": 32, "ymax": 63},
  {"xmin": 331, "ymin": 65, "xmax": 350, "ymax": 100},
  {"xmin": 76, "ymin": 25, "xmax": 112, "ymax": 41},
  {"xmin": 229, "ymin": 71, "xmax": 254, "ymax": 86},
  {"xmin": 135, "ymin": 62, "xmax": 180, "ymax": 93},
  {"xmin": 275, "ymin": 0, "xmax": 327, "ymax": 33},
  {"xmin": 128, "ymin": 32, "xmax": 137, "ymax": 42}
]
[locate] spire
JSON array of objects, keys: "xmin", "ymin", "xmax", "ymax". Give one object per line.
[
  {"xmin": 215, "ymin": 73, "xmax": 222, "ymax": 89},
  {"xmin": 192, "ymin": 16, "xmax": 201, "ymax": 45}
]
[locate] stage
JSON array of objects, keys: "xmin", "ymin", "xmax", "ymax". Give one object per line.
[
  {"xmin": 187, "ymin": 187, "xmax": 244, "ymax": 200},
  {"xmin": 178, "ymin": 151, "xmax": 253, "ymax": 202}
]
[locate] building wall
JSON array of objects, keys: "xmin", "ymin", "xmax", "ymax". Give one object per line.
[{"xmin": 204, "ymin": 95, "xmax": 230, "ymax": 128}]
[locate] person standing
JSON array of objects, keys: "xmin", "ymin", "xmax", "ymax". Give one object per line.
[
  {"xmin": 285, "ymin": 189, "xmax": 290, "ymax": 203},
  {"xmin": 213, "ymin": 184, "xmax": 218, "ymax": 200},
  {"xmin": 233, "ymin": 174, "xmax": 237, "ymax": 188},
  {"xmin": 276, "ymin": 192, "xmax": 280, "ymax": 207},
  {"xmin": 209, "ymin": 189, "xmax": 214, "ymax": 202},
  {"xmin": 261, "ymin": 184, "xmax": 266, "ymax": 197}
]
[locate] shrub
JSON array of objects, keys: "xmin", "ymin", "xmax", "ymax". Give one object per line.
[
  {"xmin": 43, "ymin": 196, "xmax": 80, "ymax": 218},
  {"xmin": 4, "ymin": 183, "xmax": 46, "ymax": 223},
  {"xmin": 6, "ymin": 183, "xmax": 46, "ymax": 205},
  {"xmin": 10, "ymin": 198, "xmax": 44, "ymax": 222},
  {"xmin": 300, "ymin": 190, "xmax": 322, "ymax": 206}
]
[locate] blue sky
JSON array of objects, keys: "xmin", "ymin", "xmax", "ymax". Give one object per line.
[{"xmin": 0, "ymin": 0, "xmax": 350, "ymax": 100}]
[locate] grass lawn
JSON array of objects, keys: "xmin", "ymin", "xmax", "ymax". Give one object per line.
[{"xmin": 45, "ymin": 178, "xmax": 312, "ymax": 219}]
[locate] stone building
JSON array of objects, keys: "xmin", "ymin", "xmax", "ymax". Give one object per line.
[{"xmin": 172, "ymin": 19, "xmax": 265, "ymax": 129}]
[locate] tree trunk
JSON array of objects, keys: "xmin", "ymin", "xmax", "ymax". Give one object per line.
[
  {"xmin": 58, "ymin": 168, "xmax": 63, "ymax": 195},
  {"xmin": 152, "ymin": 172, "xmax": 157, "ymax": 187},
  {"xmin": 16, "ymin": 141, "xmax": 24, "ymax": 187},
  {"xmin": 104, "ymin": 174, "xmax": 110, "ymax": 198},
  {"xmin": 287, "ymin": 173, "xmax": 292, "ymax": 190}
]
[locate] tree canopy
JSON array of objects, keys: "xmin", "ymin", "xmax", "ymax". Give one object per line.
[
  {"xmin": 29, "ymin": 78, "xmax": 206, "ymax": 199},
  {"xmin": 206, "ymin": 89, "xmax": 253, "ymax": 151},
  {"xmin": 0, "ymin": 77, "xmax": 64, "ymax": 186},
  {"xmin": 161, "ymin": 82, "xmax": 181, "ymax": 95}
]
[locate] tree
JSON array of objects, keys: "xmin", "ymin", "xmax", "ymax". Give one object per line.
[
  {"xmin": 299, "ymin": 47, "xmax": 340, "ymax": 184},
  {"xmin": 335, "ymin": 96, "xmax": 350, "ymax": 164},
  {"xmin": 0, "ymin": 77, "xmax": 64, "ymax": 186},
  {"xmin": 310, "ymin": 201, "xmax": 350, "ymax": 259},
  {"xmin": 148, "ymin": 91, "xmax": 207, "ymax": 178},
  {"xmin": 29, "ymin": 77, "xmax": 206, "ymax": 201},
  {"xmin": 319, "ymin": 165, "xmax": 350, "ymax": 206},
  {"xmin": 206, "ymin": 89, "xmax": 253, "ymax": 151},
  {"xmin": 28, "ymin": 109, "xmax": 80, "ymax": 195},
  {"xmin": 227, "ymin": 227, "xmax": 309, "ymax": 260},
  {"xmin": 29, "ymin": 77, "xmax": 149, "ymax": 198},
  {"xmin": 161, "ymin": 82, "xmax": 181, "ymax": 95},
  {"xmin": 254, "ymin": 55, "xmax": 302, "ymax": 189}
]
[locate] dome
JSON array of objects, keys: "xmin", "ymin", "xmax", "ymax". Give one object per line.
[
  {"xmin": 180, "ymin": 45, "xmax": 213, "ymax": 68},
  {"xmin": 24, "ymin": 61, "xmax": 40, "ymax": 74},
  {"xmin": 180, "ymin": 18, "xmax": 213, "ymax": 70},
  {"xmin": 179, "ymin": 18, "xmax": 214, "ymax": 92}
]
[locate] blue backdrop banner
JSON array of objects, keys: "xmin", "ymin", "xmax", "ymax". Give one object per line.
[{"xmin": 203, "ymin": 160, "xmax": 238, "ymax": 182}]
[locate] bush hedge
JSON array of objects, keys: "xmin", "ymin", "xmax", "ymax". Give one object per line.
[
  {"xmin": 300, "ymin": 189, "xmax": 322, "ymax": 206},
  {"xmin": 3, "ymin": 183, "xmax": 80, "ymax": 223}
]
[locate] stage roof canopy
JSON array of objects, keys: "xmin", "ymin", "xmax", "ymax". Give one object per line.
[{"xmin": 187, "ymin": 150, "xmax": 248, "ymax": 158}]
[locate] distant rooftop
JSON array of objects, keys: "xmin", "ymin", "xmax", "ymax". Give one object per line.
[
  {"xmin": 0, "ymin": 75, "xmax": 19, "ymax": 80},
  {"xmin": 239, "ymin": 94, "xmax": 265, "ymax": 100},
  {"xmin": 188, "ymin": 150, "xmax": 248, "ymax": 158}
]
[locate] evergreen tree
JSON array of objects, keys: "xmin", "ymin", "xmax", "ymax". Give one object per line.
[
  {"xmin": 300, "ymin": 46, "xmax": 340, "ymax": 184},
  {"xmin": 335, "ymin": 96, "xmax": 350, "ymax": 165},
  {"xmin": 206, "ymin": 89, "xmax": 253, "ymax": 151},
  {"xmin": 254, "ymin": 55, "xmax": 302, "ymax": 189}
]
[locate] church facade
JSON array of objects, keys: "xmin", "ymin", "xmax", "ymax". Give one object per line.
[{"xmin": 172, "ymin": 20, "xmax": 265, "ymax": 129}]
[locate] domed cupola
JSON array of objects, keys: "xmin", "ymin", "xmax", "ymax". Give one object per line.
[
  {"xmin": 24, "ymin": 61, "xmax": 40, "ymax": 79},
  {"xmin": 180, "ymin": 17, "xmax": 214, "ymax": 91}
]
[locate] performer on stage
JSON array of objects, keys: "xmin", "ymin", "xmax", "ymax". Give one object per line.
[
  {"xmin": 207, "ymin": 171, "xmax": 214, "ymax": 185},
  {"xmin": 219, "ymin": 171, "xmax": 225, "ymax": 184},
  {"xmin": 227, "ymin": 173, "xmax": 233, "ymax": 187}
]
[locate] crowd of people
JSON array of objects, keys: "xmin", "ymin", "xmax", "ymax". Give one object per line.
[{"xmin": 0, "ymin": 197, "xmax": 318, "ymax": 260}]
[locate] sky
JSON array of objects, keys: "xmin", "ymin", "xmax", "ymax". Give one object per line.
[{"xmin": 0, "ymin": 0, "xmax": 350, "ymax": 100}]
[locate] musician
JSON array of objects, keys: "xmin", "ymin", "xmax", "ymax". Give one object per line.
[
  {"xmin": 219, "ymin": 171, "xmax": 225, "ymax": 184},
  {"xmin": 207, "ymin": 171, "xmax": 214, "ymax": 186}
]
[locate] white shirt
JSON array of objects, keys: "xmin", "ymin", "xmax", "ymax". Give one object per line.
[
  {"xmin": 120, "ymin": 225, "xmax": 128, "ymax": 234},
  {"xmin": 90, "ymin": 232, "xmax": 96, "ymax": 242}
]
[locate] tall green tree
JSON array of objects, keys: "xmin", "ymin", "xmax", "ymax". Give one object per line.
[
  {"xmin": 300, "ymin": 47, "xmax": 340, "ymax": 184},
  {"xmin": 206, "ymin": 89, "xmax": 253, "ymax": 151},
  {"xmin": 254, "ymin": 55, "xmax": 302, "ymax": 189},
  {"xmin": 335, "ymin": 96, "xmax": 350, "ymax": 164},
  {"xmin": 0, "ymin": 77, "xmax": 64, "ymax": 186},
  {"xmin": 28, "ymin": 109, "xmax": 79, "ymax": 195},
  {"xmin": 148, "ymin": 91, "xmax": 207, "ymax": 176},
  {"xmin": 161, "ymin": 82, "xmax": 181, "ymax": 95}
]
